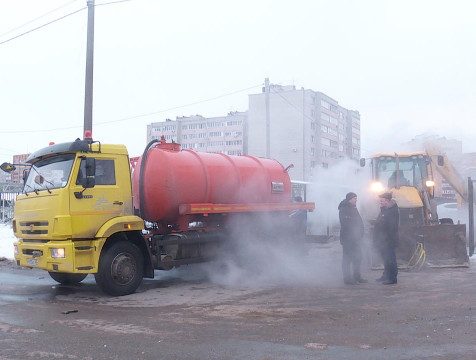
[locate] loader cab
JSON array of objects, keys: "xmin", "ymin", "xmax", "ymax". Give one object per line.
[{"xmin": 369, "ymin": 153, "xmax": 434, "ymax": 197}]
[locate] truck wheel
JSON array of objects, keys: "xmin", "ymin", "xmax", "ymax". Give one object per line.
[
  {"xmin": 94, "ymin": 241, "xmax": 144, "ymax": 296},
  {"xmin": 48, "ymin": 272, "xmax": 87, "ymax": 285}
]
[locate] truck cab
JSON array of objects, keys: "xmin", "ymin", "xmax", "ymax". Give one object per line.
[{"xmin": 13, "ymin": 139, "xmax": 144, "ymax": 279}]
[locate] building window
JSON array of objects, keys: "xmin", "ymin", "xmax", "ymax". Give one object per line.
[
  {"xmin": 209, "ymin": 121, "xmax": 224, "ymax": 128},
  {"xmin": 209, "ymin": 131, "xmax": 223, "ymax": 137},
  {"xmin": 226, "ymin": 140, "xmax": 243, "ymax": 146},
  {"xmin": 321, "ymin": 125, "xmax": 328, "ymax": 133},
  {"xmin": 226, "ymin": 120, "xmax": 242, "ymax": 126},
  {"xmin": 321, "ymin": 138, "xmax": 331, "ymax": 146},
  {"xmin": 321, "ymin": 100, "xmax": 330, "ymax": 110},
  {"xmin": 352, "ymin": 148, "xmax": 359, "ymax": 155},
  {"xmin": 311, "ymin": 135, "xmax": 315, "ymax": 143},
  {"xmin": 321, "ymin": 113, "xmax": 330, "ymax": 122}
]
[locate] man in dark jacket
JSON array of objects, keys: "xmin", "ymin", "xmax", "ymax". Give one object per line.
[
  {"xmin": 338, "ymin": 192, "xmax": 366, "ymax": 285},
  {"xmin": 373, "ymin": 192, "xmax": 399, "ymax": 285}
]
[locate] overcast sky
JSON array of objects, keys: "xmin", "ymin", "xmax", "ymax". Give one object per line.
[{"xmin": 0, "ymin": 0, "xmax": 475, "ymax": 166}]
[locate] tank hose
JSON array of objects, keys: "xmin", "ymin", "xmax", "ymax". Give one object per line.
[
  {"xmin": 138, "ymin": 139, "xmax": 159, "ymax": 219},
  {"xmin": 403, "ymin": 242, "xmax": 426, "ymax": 272}
]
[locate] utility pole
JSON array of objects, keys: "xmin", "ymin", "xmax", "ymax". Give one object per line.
[
  {"xmin": 265, "ymin": 78, "xmax": 270, "ymax": 158},
  {"xmin": 83, "ymin": 0, "xmax": 95, "ymax": 141},
  {"xmin": 469, "ymin": 177, "xmax": 474, "ymax": 256}
]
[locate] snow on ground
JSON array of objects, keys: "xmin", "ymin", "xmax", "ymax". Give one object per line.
[{"xmin": 0, "ymin": 224, "xmax": 15, "ymax": 260}]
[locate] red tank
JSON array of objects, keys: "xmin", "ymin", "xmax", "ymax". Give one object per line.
[{"xmin": 132, "ymin": 140, "xmax": 292, "ymax": 222}]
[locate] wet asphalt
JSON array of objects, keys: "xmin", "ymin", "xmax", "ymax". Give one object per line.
[{"xmin": 1, "ymin": 243, "xmax": 476, "ymax": 360}]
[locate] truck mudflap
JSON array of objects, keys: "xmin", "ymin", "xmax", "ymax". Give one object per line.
[{"xmin": 397, "ymin": 224, "xmax": 469, "ymax": 268}]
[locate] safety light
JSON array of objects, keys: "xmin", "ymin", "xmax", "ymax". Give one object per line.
[
  {"xmin": 51, "ymin": 248, "xmax": 65, "ymax": 258},
  {"xmin": 370, "ymin": 181, "xmax": 385, "ymax": 193},
  {"xmin": 14, "ymin": 245, "xmax": 18, "ymax": 255},
  {"xmin": 426, "ymin": 180, "xmax": 435, "ymax": 187}
]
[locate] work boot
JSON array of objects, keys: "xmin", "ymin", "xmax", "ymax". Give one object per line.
[
  {"xmin": 376, "ymin": 275, "xmax": 387, "ymax": 282},
  {"xmin": 354, "ymin": 277, "xmax": 368, "ymax": 283},
  {"xmin": 344, "ymin": 278, "xmax": 357, "ymax": 285},
  {"xmin": 382, "ymin": 279, "xmax": 397, "ymax": 285}
]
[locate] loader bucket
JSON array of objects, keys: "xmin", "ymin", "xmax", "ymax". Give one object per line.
[{"xmin": 397, "ymin": 224, "xmax": 469, "ymax": 268}]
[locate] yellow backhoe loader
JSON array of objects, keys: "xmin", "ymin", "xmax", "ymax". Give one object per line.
[{"xmin": 360, "ymin": 142, "xmax": 470, "ymax": 268}]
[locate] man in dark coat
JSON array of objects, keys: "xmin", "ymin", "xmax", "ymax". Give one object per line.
[
  {"xmin": 373, "ymin": 192, "xmax": 399, "ymax": 285},
  {"xmin": 338, "ymin": 192, "xmax": 366, "ymax": 285}
]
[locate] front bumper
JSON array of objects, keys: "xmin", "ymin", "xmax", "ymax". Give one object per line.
[{"xmin": 14, "ymin": 239, "xmax": 101, "ymax": 273}]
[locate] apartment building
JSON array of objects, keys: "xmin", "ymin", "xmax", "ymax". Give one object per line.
[
  {"xmin": 147, "ymin": 111, "xmax": 247, "ymax": 155},
  {"xmin": 10, "ymin": 153, "xmax": 30, "ymax": 183},
  {"xmin": 247, "ymin": 81, "xmax": 361, "ymax": 181}
]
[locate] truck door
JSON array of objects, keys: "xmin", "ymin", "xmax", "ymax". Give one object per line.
[{"xmin": 69, "ymin": 156, "xmax": 125, "ymax": 239}]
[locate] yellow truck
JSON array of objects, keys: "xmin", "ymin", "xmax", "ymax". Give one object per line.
[{"xmin": 2, "ymin": 138, "xmax": 314, "ymax": 296}]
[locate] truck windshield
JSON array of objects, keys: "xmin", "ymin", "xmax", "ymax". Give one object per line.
[
  {"xmin": 376, "ymin": 156, "xmax": 428, "ymax": 191},
  {"xmin": 24, "ymin": 154, "xmax": 76, "ymax": 193}
]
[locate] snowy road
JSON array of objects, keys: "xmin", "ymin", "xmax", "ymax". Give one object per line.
[{"xmin": 0, "ymin": 224, "xmax": 15, "ymax": 260}]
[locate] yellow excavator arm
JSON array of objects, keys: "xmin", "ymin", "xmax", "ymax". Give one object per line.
[{"xmin": 424, "ymin": 141, "xmax": 468, "ymax": 201}]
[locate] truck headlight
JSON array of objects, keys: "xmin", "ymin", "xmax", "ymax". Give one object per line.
[
  {"xmin": 371, "ymin": 181, "xmax": 385, "ymax": 192},
  {"xmin": 426, "ymin": 180, "xmax": 435, "ymax": 187},
  {"xmin": 51, "ymin": 248, "xmax": 65, "ymax": 258},
  {"xmin": 14, "ymin": 245, "xmax": 19, "ymax": 255}
]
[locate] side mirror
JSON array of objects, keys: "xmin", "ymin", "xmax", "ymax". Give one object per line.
[
  {"xmin": 437, "ymin": 155, "xmax": 444, "ymax": 166},
  {"xmin": 359, "ymin": 158, "xmax": 366, "ymax": 167},
  {"xmin": 85, "ymin": 157, "xmax": 96, "ymax": 188},
  {"xmin": 0, "ymin": 162, "xmax": 16, "ymax": 173}
]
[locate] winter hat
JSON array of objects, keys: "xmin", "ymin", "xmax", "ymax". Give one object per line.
[
  {"xmin": 378, "ymin": 192, "xmax": 392, "ymax": 200},
  {"xmin": 345, "ymin": 192, "xmax": 357, "ymax": 201}
]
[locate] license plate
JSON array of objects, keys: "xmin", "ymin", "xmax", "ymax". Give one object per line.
[{"xmin": 26, "ymin": 258, "xmax": 38, "ymax": 266}]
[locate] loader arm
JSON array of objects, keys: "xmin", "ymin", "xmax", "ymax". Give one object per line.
[{"xmin": 424, "ymin": 141, "xmax": 468, "ymax": 201}]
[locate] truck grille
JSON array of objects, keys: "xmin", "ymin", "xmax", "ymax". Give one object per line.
[
  {"xmin": 22, "ymin": 249, "xmax": 44, "ymax": 257},
  {"xmin": 20, "ymin": 221, "xmax": 49, "ymax": 235}
]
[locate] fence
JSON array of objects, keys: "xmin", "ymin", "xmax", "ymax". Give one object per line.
[{"xmin": 1, "ymin": 183, "xmax": 23, "ymax": 223}]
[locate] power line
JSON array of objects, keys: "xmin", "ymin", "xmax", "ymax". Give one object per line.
[
  {"xmin": 0, "ymin": 0, "xmax": 80, "ymax": 39},
  {"xmin": 0, "ymin": 84, "xmax": 263, "ymax": 134},
  {"xmin": 0, "ymin": 0, "xmax": 128, "ymax": 43},
  {"xmin": 95, "ymin": 0, "xmax": 132, "ymax": 7},
  {"xmin": 0, "ymin": 7, "xmax": 87, "ymax": 46},
  {"xmin": 270, "ymin": 88, "xmax": 315, "ymax": 123}
]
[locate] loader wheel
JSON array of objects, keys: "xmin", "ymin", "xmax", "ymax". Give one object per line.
[
  {"xmin": 94, "ymin": 241, "xmax": 144, "ymax": 296},
  {"xmin": 48, "ymin": 272, "xmax": 87, "ymax": 285}
]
